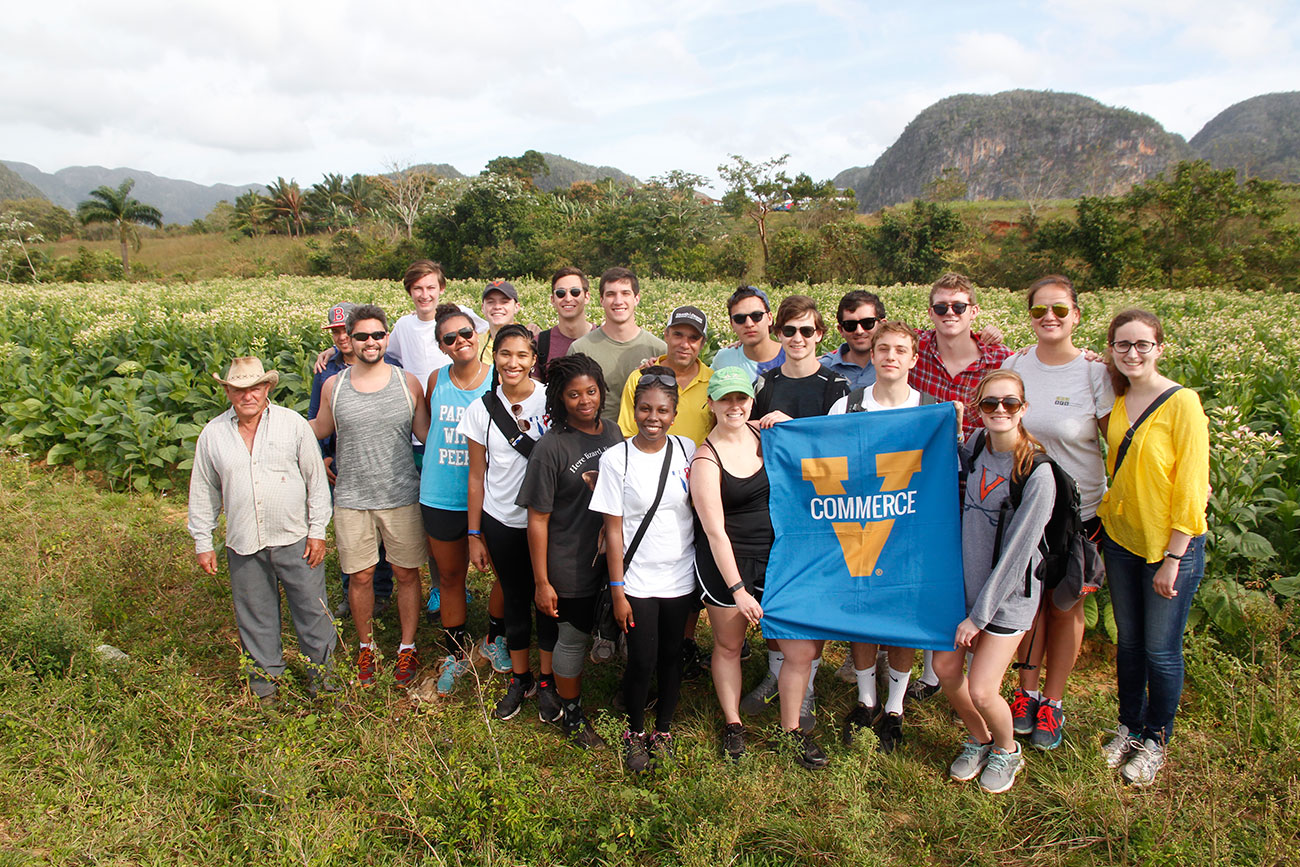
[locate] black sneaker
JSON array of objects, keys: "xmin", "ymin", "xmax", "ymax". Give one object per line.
[
  {"xmin": 623, "ymin": 730, "xmax": 651, "ymax": 773},
  {"xmin": 874, "ymin": 712, "xmax": 904, "ymax": 754},
  {"xmin": 841, "ymin": 701, "xmax": 878, "ymax": 746},
  {"xmin": 493, "ymin": 674, "xmax": 536, "ymax": 721},
  {"xmin": 784, "ymin": 728, "xmax": 829, "ymax": 770},
  {"xmin": 680, "ymin": 639, "xmax": 703, "ymax": 682},
  {"xmin": 648, "ymin": 730, "xmax": 675, "ymax": 762},
  {"xmin": 904, "ymin": 679, "xmax": 941, "ymax": 704},
  {"xmin": 561, "ymin": 705, "xmax": 606, "ymax": 750},
  {"xmin": 537, "ymin": 676, "xmax": 562, "ymax": 725},
  {"xmin": 722, "ymin": 722, "xmax": 746, "ymax": 760}
]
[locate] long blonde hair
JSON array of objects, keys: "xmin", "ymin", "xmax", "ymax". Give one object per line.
[{"xmin": 975, "ymin": 370, "xmax": 1044, "ymax": 483}]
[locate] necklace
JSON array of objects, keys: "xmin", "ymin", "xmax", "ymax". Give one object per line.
[{"xmin": 449, "ymin": 362, "xmax": 484, "ymax": 391}]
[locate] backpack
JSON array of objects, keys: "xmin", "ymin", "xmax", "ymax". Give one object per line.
[
  {"xmin": 968, "ymin": 430, "xmax": 1103, "ymax": 603},
  {"xmin": 845, "ymin": 387, "xmax": 936, "ymax": 413}
]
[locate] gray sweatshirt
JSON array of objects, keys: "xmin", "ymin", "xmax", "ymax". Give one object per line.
[{"xmin": 961, "ymin": 446, "xmax": 1055, "ymax": 632}]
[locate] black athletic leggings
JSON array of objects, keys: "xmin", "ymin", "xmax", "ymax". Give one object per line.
[
  {"xmin": 482, "ymin": 513, "xmax": 558, "ymax": 655},
  {"xmin": 622, "ymin": 593, "xmax": 696, "ymax": 734}
]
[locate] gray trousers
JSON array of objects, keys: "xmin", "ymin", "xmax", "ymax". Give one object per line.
[{"xmin": 227, "ymin": 538, "xmax": 337, "ymax": 697}]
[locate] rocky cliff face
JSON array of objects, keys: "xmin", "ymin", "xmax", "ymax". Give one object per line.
[
  {"xmin": 1192, "ymin": 92, "xmax": 1300, "ymax": 183},
  {"xmin": 854, "ymin": 90, "xmax": 1193, "ymax": 212}
]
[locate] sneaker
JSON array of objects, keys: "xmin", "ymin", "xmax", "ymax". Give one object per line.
[
  {"xmin": 979, "ymin": 744, "xmax": 1025, "ymax": 794},
  {"xmin": 874, "ymin": 712, "xmax": 905, "ymax": 754},
  {"xmin": 949, "ymin": 738, "xmax": 993, "ymax": 782},
  {"xmin": 1031, "ymin": 702, "xmax": 1065, "ymax": 751},
  {"xmin": 537, "ymin": 677, "xmax": 563, "ymax": 725},
  {"xmin": 722, "ymin": 722, "xmax": 746, "ymax": 760},
  {"xmin": 561, "ymin": 705, "xmax": 606, "ymax": 750},
  {"xmin": 393, "ymin": 648, "xmax": 421, "ymax": 688},
  {"xmin": 425, "ymin": 586, "xmax": 441, "ymax": 617},
  {"xmin": 680, "ymin": 639, "xmax": 703, "ymax": 682},
  {"xmin": 1010, "ymin": 689, "xmax": 1040, "ymax": 737},
  {"xmin": 1120, "ymin": 738, "xmax": 1165, "ymax": 787},
  {"xmin": 739, "ymin": 671, "xmax": 780, "ymax": 715},
  {"xmin": 904, "ymin": 679, "xmax": 941, "ymax": 704},
  {"xmin": 784, "ymin": 728, "xmax": 829, "ymax": 770},
  {"xmin": 493, "ymin": 674, "xmax": 536, "ymax": 720},
  {"xmin": 1102, "ymin": 725, "xmax": 1141, "ymax": 769},
  {"xmin": 480, "ymin": 636, "xmax": 511, "ymax": 674},
  {"xmin": 799, "ymin": 692, "xmax": 817, "ymax": 732},
  {"xmin": 357, "ymin": 646, "xmax": 378, "ymax": 687},
  {"xmin": 435, "ymin": 655, "xmax": 472, "ymax": 696},
  {"xmin": 841, "ymin": 701, "xmax": 878, "ymax": 746},
  {"xmin": 648, "ymin": 731, "xmax": 675, "ymax": 761},
  {"xmin": 333, "ymin": 597, "xmax": 350, "ymax": 618},
  {"xmin": 835, "ymin": 655, "xmax": 856, "ymax": 683},
  {"xmin": 623, "ymin": 730, "xmax": 651, "ymax": 773}
]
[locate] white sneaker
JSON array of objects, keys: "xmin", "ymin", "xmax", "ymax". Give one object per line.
[
  {"xmin": 1102, "ymin": 724, "xmax": 1141, "ymax": 769},
  {"xmin": 1120, "ymin": 738, "xmax": 1165, "ymax": 787}
]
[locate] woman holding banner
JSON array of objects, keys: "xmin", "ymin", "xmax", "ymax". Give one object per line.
[
  {"xmin": 1000, "ymin": 276, "xmax": 1113, "ymax": 751},
  {"xmin": 935, "ymin": 370, "xmax": 1055, "ymax": 794},
  {"xmin": 1096, "ymin": 309, "xmax": 1208, "ymax": 787}
]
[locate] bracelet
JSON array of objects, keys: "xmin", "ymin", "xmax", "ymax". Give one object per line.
[
  {"xmin": 467, "ymin": 530, "xmax": 482, "ymax": 537},
  {"xmin": 1162, "ymin": 549, "xmax": 1184, "ymax": 561},
  {"xmin": 608, "ymin": 581, "xmax": 626, "ymax": 587},
  {"xmin": 726, "ymin": 580, "xmax": 745, "ymax": 594}
]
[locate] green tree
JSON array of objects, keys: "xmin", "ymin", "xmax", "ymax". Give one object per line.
[
  {"xmin": 232, "ymin": 191, "xmax": 272, "ymax": 237},
  {"xmin": 0, "ymin": 198, "xmax": 77, "ymax": 241},
  {"xmin": 923, "ymin": 167, "xmax": 968, "ymax": 202},
  {"xmin": 718, "ymin": 153, "xmax": 792, "ymax": 268},
  {"xmin": 266, "ymin": 177, "xmax": 306, "ymax": 237},
  {"xmin": 869, "ymin": 200, "xmax": 965, "ymax": 284},
  {"xmin": 75, "ymin": 178, "xmax": 163, "ymax": 277},
  {"xmin": 484, "ymin": 150, "xmax": 550, "ymax": 189}
]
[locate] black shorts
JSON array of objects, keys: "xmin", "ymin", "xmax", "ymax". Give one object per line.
[
  {"xmin": 697, "ymin": 551, "xmax": 767, "ymax": 609},
  {"xmin": 421, "ymin": 505, "xmax": 468, "ymax": 542}
]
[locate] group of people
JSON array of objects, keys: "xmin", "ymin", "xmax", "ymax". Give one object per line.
[{"xmin": 188, "ymin": 261, "xmax": 1208, "ymax": 791}]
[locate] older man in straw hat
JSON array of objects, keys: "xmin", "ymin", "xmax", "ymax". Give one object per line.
[{"xmin": 188, "ymin": 356, "xmax": 336, "ymax": 706}]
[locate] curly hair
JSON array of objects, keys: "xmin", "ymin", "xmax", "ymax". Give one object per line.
[
  {"xmin": 544, "ymin": 353, "xmax": 608, "ymax": 429},
  {"xmin": 633, "ymin": 364, "xmax": 680, "ymax": 410}
]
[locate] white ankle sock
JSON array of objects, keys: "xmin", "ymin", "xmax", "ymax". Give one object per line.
[
  {"xmin": 1025, "ymin": 689, "xmax": 1042, "ymax": 701},
  {"xmin": 768, "ymin": 650, "xmax": 784, "ymax": 678},
  {"xmin": 398, "ymin": 642, "xmax": 415, "ymax": 653},
  {"xmin": 885, "ymin": 666, "xmax": 911, "ymax": 715},
  {"xmin": 855, "ymin": 665, "xmax": 877, "ymax": 706},
  {"xmin": 920, "ymin": 649, "xmax": 939, "ymax": 686}
]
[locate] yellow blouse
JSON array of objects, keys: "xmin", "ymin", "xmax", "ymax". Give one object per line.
[{"xmin": 1097, "ymin": 387, "xmax": 1209, "ymax": 563}]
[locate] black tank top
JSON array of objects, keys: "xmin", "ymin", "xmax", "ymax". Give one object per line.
[{"xmin": 697, "ymin": 425, "xmax": 774, "ymax": 559}]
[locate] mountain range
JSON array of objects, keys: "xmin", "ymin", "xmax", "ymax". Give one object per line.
[{"xmin": 4, "ymin": 90, "xmax": 1297, "ymax": 221}]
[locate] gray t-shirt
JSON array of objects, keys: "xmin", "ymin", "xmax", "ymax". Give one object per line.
[
  {"xmin": 1002, "ymin": 350, "xmax": 1114, "ymax": 519},
  {"xmin": 567, "ymin": 327, "xmax": 667, "ymax": 423},
  {"xmin": 961, "ymin": 444, "xmax": 1054, "ymax": 632}
]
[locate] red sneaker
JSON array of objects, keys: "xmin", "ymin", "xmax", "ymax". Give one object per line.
[
  {"xmin": 394, "ymin": 647, "xmax": 421, "ymax": 688},
  {"xmin": 357, "ymin": 646, "xmax": 379, "ymax": 687}
]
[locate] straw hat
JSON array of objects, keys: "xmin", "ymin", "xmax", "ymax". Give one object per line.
[{"xmin": 213, "ymin": 356, "xmax": 280, "ymax": 389}]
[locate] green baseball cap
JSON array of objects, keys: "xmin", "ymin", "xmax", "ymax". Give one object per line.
[{"xmin": 707, "ymin": 366, "xmax": 755, "ymax": 400}]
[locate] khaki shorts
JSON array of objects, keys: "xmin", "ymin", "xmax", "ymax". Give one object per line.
[{"xmin": 335, "ymin": 504, "xmax": 427, "ymax": 575}]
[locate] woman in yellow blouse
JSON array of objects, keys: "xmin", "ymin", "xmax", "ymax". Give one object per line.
[{"xmin": 1096, "ymin": 309, "xmax": 1209, "ymax": 788}]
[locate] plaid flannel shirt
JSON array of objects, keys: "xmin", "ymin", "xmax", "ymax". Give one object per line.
[{"xmin": 909, "ymin": 330, "xmax": 1012, "ymax": 440}]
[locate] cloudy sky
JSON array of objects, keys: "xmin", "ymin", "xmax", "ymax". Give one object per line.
[{"xmin": 3, "ymin": 1, "xmax": 1297, "ymax": 190}]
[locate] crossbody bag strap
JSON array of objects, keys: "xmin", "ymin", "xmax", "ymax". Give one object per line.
[
  {"xmin": 484, "ymin": 390, "xmax": 536, "ymax": 460},
  {"xmin": 622, "ymin": 437, "xmax": 675, "ymax": 572},
  {"xmin": 1112, "ymin": 385, "xmax": 1181, "ymax": 480}
]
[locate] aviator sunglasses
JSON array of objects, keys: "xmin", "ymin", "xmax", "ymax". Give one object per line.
[
  {"xmin": 781, "ymin": 325, "xmax": 818, "ymax": 339},
  {"xmin": 440, "ymin": 326, "xmax": 475, "ymax": 346},
  {"xmin": 839, "ymin": 316, "xmax": 879, "ymax": 332},
  {"xmin": 1030, "ymin": 303, "xmax": 1072, "ymax": 319},
  {"xmin": 350, "ymin": 329, "xmax": 387, "ymax": 342},
  {"xmin": 931, "ymin": 302, "xmax": 969, "ymax": 316},
  {"xmin": 978, "ymin": 395, "xmax": 1024, "ymax": 413},
  {"xmin": 638, "ymin": 371, "xmax": 678, "ymax": 389}
]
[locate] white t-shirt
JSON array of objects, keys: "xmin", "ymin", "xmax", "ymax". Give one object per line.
[
  {"xmin": 387, "ymin": 307, "xmax": 488, "ymax": 389},
  {"xmin": 456, "ymin": 382, "xmax": 550, "ymax": 528},
  {"xmin": 588, "ymin": 435, "xmax": 696, "ymax": 598},
  {"xmin": 1002, "ymin": 349, "xmax": 1114, "ymax": 519},
  {"xmin": 828, "ymin": 385, "xmax": 922, "ymax": 415}
]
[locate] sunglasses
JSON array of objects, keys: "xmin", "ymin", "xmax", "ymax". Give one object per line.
[
  {"xmin": 731, "ymin": 311, "xmax": 766, "ymax": 325},
  {"xmin": 350, "ymin": 330, "xmax": 387, "ymax": 342},
  {"xmin": 638, "ymin": 371, "xmax": 678, "ymax": 389},
  {"xmin": 510, "ymin": 404, "xmax": 531, "ymax": 433},
  {"xmin": 439, "ymin": 326, "xmax": 475, "ymax": 346},
  {"xmin": 931, "ymin": 302, "xmax": 969, "ymax": 316},
  {"xmin": 1110, "ymin": 340, "xmax": 1158, "ymax": 355},
  {"xmin": 839, "ymin": 316, "xmax": 879, "ymax": 332},
  {"xmin": 780, "ymin": 325, "xmax": 818, "ymax": 339},
  {"xmin": 978, "ymin": 396, "xmax": 1024, "ymax": 413},
  {"xmin": 553, "ymin": 287, "xmax": 584, "ymax": 298},
  {"xmin": 1030, "ymin": 303, "xmax": 1072, "ymax": 319}
]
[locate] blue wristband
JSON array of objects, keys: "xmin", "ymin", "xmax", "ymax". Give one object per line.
[
  {"xmin": 608, "ymin": 581, "xmax": 625, "ymax": 587},
  {"xmin": 467, "ymin": 530, "xmax": 482, "ymax": 537}
]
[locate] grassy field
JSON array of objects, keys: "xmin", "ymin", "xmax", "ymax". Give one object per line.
[{"xmin": 1, "ymin": 277, "xmax": 1299, "ymax": 864}]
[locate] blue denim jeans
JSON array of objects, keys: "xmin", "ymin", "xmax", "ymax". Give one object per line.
[{"xmin": 1102, "ymin": 532, "xmax": 1205, "ymax": 744}]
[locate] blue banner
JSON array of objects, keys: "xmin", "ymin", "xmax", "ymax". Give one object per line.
[{"xmin": 760, "ymin": 404, "xmax": 965, "ymax": 650}]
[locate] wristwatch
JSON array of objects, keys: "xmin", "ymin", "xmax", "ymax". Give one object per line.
[{"xmin": 1162, "ymin": 550, "xmax": 1185, "ymax": 561}]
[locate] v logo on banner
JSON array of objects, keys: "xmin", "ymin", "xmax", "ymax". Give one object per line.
[{"xmin": 801, "ymin": 450, "xmax": 923, "ymax": 576}]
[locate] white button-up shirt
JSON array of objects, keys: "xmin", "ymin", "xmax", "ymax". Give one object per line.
[{"xmin": 187, "ymin": 403, "xmax": 331, "ymax": 556}]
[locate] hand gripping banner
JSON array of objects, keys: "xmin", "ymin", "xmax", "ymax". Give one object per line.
[{"xmin": 760, "ymin": 403, "xmax": 964, "ymax": 650}]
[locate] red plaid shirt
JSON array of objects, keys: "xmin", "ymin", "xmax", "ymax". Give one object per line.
[{"xmin": 909, "ymin": 330, "xmax": 1012, "ymax": 440}]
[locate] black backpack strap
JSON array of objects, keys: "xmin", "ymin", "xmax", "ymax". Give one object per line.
[
  {"xmin": 622, "ymin": 437, "xmax": 675, "ymax": 572},
  {"xmin": 1112, "ymin": 385, "xmax": 1182, "ymax": 479},
  {"xmin": 484, "ymin": 390, "xmax": 536, "ymax": 460},
  {"xmin": 846, "ymin": 386, "xmax": 867, "ymax": 413},
  {"xmin": 536, "ymin": 329, "xmax": 552, "ymax": 381}
]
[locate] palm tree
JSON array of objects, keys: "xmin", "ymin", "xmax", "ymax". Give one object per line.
[
  {"xmin": 76, "ymin": 179, "xmax": 163, "ymax": 277},
  {"xmin": 266, "ymin": 177, "xmax": 306, "ymax": 237}
]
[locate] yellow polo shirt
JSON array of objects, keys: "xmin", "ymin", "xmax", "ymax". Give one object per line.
[{"xmin": 617, "ymin": 358, "xmax": 714, "ymax": 445}]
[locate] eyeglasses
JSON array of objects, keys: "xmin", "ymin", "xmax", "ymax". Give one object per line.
[
  {"xmin": 1110, "ymin": 340, "xmax": 1158, "ymax": 355},
  {"xmin": 439, "ymin": 326, "xmax": 475, "ymax": 346},
  {"xmin": 780, "ymin": 325, "xmax": 818, "ymax": 339},
  {"xmin": 931, "ymin": 302, "xmax": 969, "ymax": 316},
  {"xmin": 553, "ymin": 287, "xmax": 584, "ymax": 298},
  {"xmin": 839, "ymin": 316, "xmax": 879, "ymax": 332},
  {"xmin": 350, "ymin": 330, "xmax": 387, "ymax": 342},
  {"xmin": 638, "ymin": 372, "xmax": 678, "ymax": 389},
  {"xmin": 731, "ymin": 311, "xmax": 766, "ymax": 325},
  {"xmin": 510, "ymin": 403, "xmax": 531, "ymax": 433},
  {"xmin": 1030, "ymin": 303, "xmax": 1071, "ymax": 319},
  {"xmin": 978, "ymin": 396, "xmax": 1024, "ymax": 413}
]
